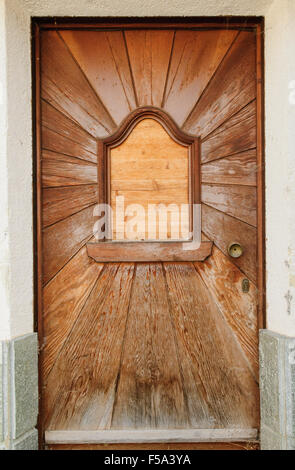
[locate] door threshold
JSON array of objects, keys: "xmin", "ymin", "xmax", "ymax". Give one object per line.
[{"xmin": 45, "ymin": 429, "xmax": 258, "ymax": 445}]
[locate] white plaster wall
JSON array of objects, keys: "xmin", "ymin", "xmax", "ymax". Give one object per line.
[
  {"xmin": 1, "ymin": 0, "xmax": 295, "ymax": 339},
  {"xmin": 18, "ymin": 0, "xmax": 274, "ymax": 17},
  {"xmin": 0, "ymin": 0, "xmax": 10, "ymax": 340},
  {"xmin": 0, "ymin": 0, "xmax": 32, "ymax": 340},
  {"xmin": 265, "ymin": 0, "xmax": 295, "ymax": 336}
]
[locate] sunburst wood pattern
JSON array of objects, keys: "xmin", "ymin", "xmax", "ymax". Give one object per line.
[{"xmin": 40, "ymin": 26, "xmax": 260, "ymax": 438}]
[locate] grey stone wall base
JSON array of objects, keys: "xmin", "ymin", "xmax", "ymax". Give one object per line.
[
  {"xmin": 12, "ymin": 429, "xmax": 38, "ymax": 451},
  {"xmin": 0, "ymin": 333, "xmax": 38, "ymax": 450},
  {"xmin": 1, "ymin": 329, "xmax": 294, "ymax": 450},
  {"xmin": 260, "ymin": 329, "xmax": 295, "ymax": 450}
]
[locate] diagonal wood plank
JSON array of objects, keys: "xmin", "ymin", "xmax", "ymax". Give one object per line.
[
  {"xmin": 201, "ymin": 184, "xmax": 257, "ymax": 227},
  {"xmin": 44, "ymin": 263, "xmax": 135, "ymax": 431},
  {"xmin": 202, "ymin": 203, "xmax": 257, "ymax": 283},
  {"xmin": 42, "ymin": 246, "xmax": 103, "ymax": 381},
  {"xmin": 42, "ymin": 126, "xmax": 98, "ymax": 164},
  {"xmin": 42, "ymin": 205, "xmax": 96, "ymax": 284},
  {"xmin": 183, "ymin": 31, "xmax": 256, "ymax": 138},
  {"xmin": 125, "ymin": 30, "xmax": 174, "ymax": 107},
  {"xmin": 194, "ymin": 245, "xmax": 259, "ymax": 380},
  {"xmin": 163, "ymin": 262, "xmax": 259, "ymax": 429},
  {"xmin": 163, "ymin": 30, "xmax": 238, "ymax": 126},
  {"xmin": 42, "ymin": 185, "xmax": 98, "ymax": 227},
  {"xmin": 200, "ymin": 101, "xmax": 256, "ymax": 164},
  {"xmin": 60, "ymin": 31, "xmax": 136, "ymax": 124},
  {"xmin": 41, "ymin": 100, "xmax": 97, "ymax": 157},
  {"xmin": 42, "ymin": 150, "xmax": 97, "ymax": 188},
  {"xmin": 111, "ymin": 263, "xmax": 189, "ymax": 429},
  {"xmin": 41, "ymin": 31, "xmax": 116, "ymax": 138},
  {"xmin": 201, "ymin": 149, "xmax": 257, "ymax": 186}
]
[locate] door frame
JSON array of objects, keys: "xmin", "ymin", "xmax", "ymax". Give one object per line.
[{"xmin": 33, "ymin": 17, "xmax": 265, "ymax": 449}]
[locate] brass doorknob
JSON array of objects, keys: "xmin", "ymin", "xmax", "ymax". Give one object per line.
[{"xmin": 228, "ymin": 242, "xmax": 243, "ymax": 258}]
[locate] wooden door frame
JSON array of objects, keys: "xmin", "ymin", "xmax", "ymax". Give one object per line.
[{"xmin": 33, "ymin": 17, "xmax": 265, "ymax": 449}]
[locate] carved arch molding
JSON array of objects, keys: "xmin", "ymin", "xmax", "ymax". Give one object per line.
[{"xmin": 87, "ymin": 107, "xmax": 212, "ymax": 262}]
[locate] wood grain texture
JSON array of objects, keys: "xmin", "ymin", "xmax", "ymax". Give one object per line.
[
  {"xmin": 38, "ymin": 19, "xmax": 263, "ymax": 29},
  {"xmin": 42, "ymin": 185, "xmax": 98, "ymax": 227},
  {"xmin": 201, "ymin": 149, "xmax": 257, "ymax": 186},
  {"xmin": 256, "ymin": 23, "xmax": 266, "ymax": 331},
  {"xmin": 87, "ymin": 241, "xmax": 212, "ymax": 262},
  {"xmin": 41, "ymin": 30, "xmax": 116, "ymax": 137},
  {"xmin": 44, "ymin": 263, "xmax": 135, "ymax": 431},
  {"xmin": 42, "ymin": 125, "xmax": 97, "ymax": 164},
  {"xmin": 111, "ymin": 263, "xmax": 189, "ymax": 429},
  {"xmin": 164, "ymin": 30, "xmax": 238, "ymax": 126},
  {"xmin": 42, "ymin": 150, "xmax": 97, "ymax": 188},
  {"xmin": 202, "ymin": 184, "xmax": 257, "ymax": 227},
  {"xmin": 45, "ymin": 428, "xmax": 258, "ymax": 443},
  {"xmin": 202, "ymin": 204, "xmax": 257, "ymax": 283},
  {"xmin": 38, "ymin": 24, "xmax": 262, "ymax": 442},
  {"xmin": 110, "ymin": 118, "xmax": 190, "ymax": 240},
  {"xmin": 200, "ymin": 101, "xmax": 256, "ymax": 164},
  {"xmin": 42, "ymin": 246, "xmax": 102, "ymax": 381},
  {"xmin": 47, "ymin": 441, "xmax": 260, "ymax": 450},
  {"xmin": 42, "ymin": 205, "xmax": 95, "ymax": 284},
  {"xmin": 125, "ymin": 30, "xmax": 174, "ymax": 106},
  {"xmin": 184, "ymin": 31, "xmax": 256, "ymax": 138},
  {"xmin": 163, "ymin": 262, "xmax": 259, "ymax": 428},
  {"xmin": 35, "ymin": 25, "xmax": 44, "ymax": 450},
  {"xmin": 194, "ymin": 245, "xmax": 259, "ymax": 380},
  {"xmin": 60, "ymin": 30, "xmax": 137, "ymax": 124},
  {"xmin": 41, "ymin": 100, "xmax": 97, "ymax": 158}
]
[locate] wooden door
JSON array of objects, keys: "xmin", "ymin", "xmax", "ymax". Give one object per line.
[{"xmin": 35, "ymin": 19, "xmax": 264, "ymax": 449}]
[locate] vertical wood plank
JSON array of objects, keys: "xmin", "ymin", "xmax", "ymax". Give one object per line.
[
  {"xmin": 256, "ymin": 23, "xmax": 266, "ymax": 330},
  {"xmin": 125, "ymin": 30, "xmax": 174, "ymax": 107},
  {"xmin": 42, "ymin": 246, "xmax": 102, "ymax": 381},
  {"xmin": 111, "ymin": 263, "xmax": 189, "ymax": 429},
  {"xmin": 164, "ymin": 262, "xmax": 259, "ymax": 428},
  {"xmin": 194, "ymin": 245, "xmax": 259, "ymax": 380},
  {"xmin": 34, "ymin": 23, "xmax": 44, "ymax": 450},
  {"xmin": 44, "ymin": 263, "xmax": 135, "ymax": 431}
]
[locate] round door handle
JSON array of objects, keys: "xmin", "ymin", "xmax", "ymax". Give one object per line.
[{"xmin": 228, "ymin": 242, "xmax": 243, "ymax": 258}]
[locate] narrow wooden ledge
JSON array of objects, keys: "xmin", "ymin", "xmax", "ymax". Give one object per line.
[
  {"xmin": 86, "ymin": 241, "xmax": 213, "ymax": 262},
  {"xmin": 45, "ymin": 428, "xmax": 258, "ymax": 445}
]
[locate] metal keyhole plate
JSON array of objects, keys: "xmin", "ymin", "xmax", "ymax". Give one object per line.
[
  {"xmin": 228, "ymin": 242, "xmax": 243, "ymax": 258},
  {"xmin": 242, "ymin": 278, "xmax": 250, "ymax": 293}
]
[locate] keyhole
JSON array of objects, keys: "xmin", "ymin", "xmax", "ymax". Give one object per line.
[{"xmin": 242, "ymin": 278, "xmax": 250, "ymax": 293}]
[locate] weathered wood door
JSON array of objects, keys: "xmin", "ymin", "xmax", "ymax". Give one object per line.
[{"xmin": 36, "ymin": 19, "xmax": 264, "ymax": 448}]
